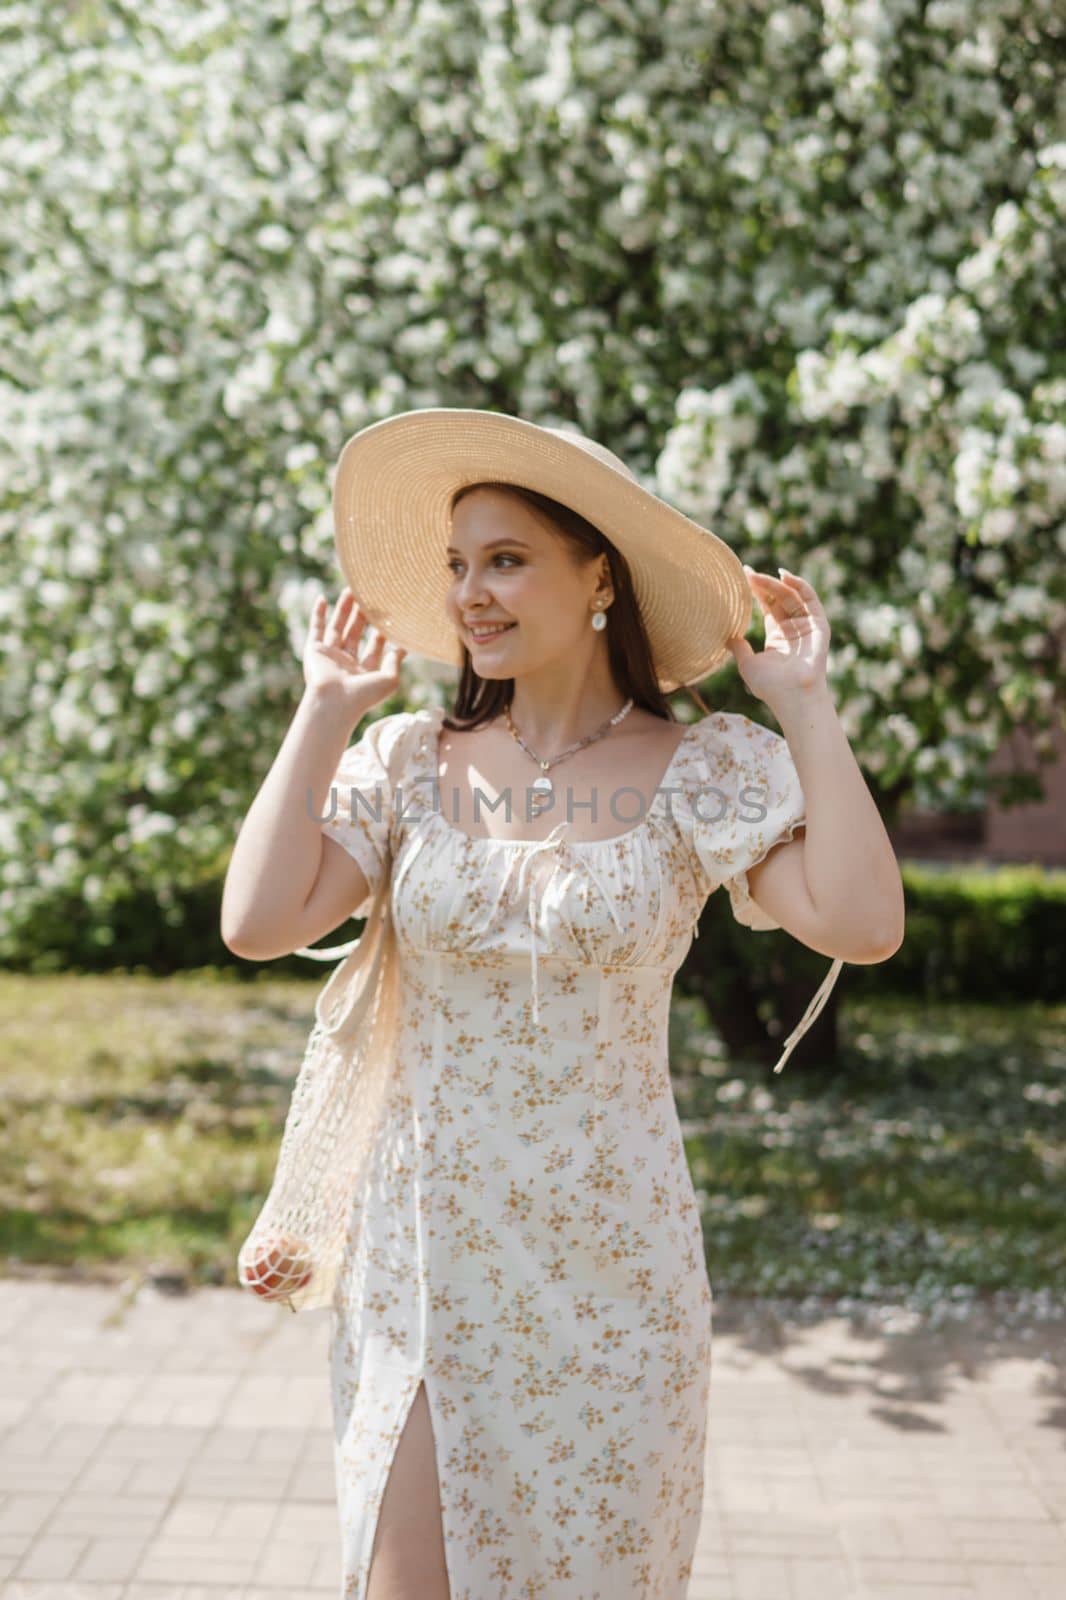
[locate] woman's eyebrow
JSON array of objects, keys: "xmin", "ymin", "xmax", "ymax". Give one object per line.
[{"xmin": 445, "ymin": 537, "xmax": 533, "ymax": 554}]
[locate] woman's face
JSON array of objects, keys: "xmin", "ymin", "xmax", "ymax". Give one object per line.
[{"xmin": 445, "ymin": 487, "xmax": 610, "ymax": 679}]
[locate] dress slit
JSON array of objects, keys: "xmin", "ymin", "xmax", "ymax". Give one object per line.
[{"xmin": 362, "ymin": 1372, "xmax": 453, "ymax": 1600}]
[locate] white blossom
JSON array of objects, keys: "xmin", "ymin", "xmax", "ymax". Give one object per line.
[{"xmin": 0, "ymin": 0, "xmax": 1060, "ymax": 951}]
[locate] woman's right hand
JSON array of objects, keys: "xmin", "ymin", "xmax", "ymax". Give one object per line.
[{"xmin": 303, "ymin": 587, "xmax": 407, "ymax": 717}]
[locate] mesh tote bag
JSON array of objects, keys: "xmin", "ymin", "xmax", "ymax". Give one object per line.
[{"xmin": 235, "ymin": 717, "xmax": 415, "ymax": 1314}]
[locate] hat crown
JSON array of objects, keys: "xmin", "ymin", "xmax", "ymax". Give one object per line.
[{"xmin": 542, "ymin": 427, "xmax": 638, "ymax": 483}]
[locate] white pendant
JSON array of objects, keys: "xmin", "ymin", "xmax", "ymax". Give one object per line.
[{"xmin": 530, "ymin": 775, "xmax": 552, "ymax": 815}]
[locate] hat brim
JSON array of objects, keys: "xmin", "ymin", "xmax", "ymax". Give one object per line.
[{"xmin": 331, "ymin": 408, "xmax": 751, "ymax": 694}]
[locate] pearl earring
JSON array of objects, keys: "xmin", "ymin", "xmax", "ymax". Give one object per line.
[{"xmin": 591, "ymin": 605, "xmax": 607, "ymax": 631}]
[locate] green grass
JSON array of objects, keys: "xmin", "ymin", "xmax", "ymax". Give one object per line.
[
  {"xmin": 0, "ymin": 970, "xmax": 314, "ymax": 1286},
  {"xmin": 669, "ymin": 992, "xmax": 1065, "ymax": 1308},
  {"xmin": 1, "ymin": 973, "xmax": 1063, "ymax": 1310}
]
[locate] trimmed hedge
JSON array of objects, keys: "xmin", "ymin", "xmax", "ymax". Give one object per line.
[{"xmin": 5, "ymin": 861, "xmax": 1063, "ymax": 1007}]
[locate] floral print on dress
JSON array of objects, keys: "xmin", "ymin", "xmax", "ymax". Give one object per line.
[
  {"xmin": 677, "ymin": 710, "xmax": 808, "ymax": 930},
  {"xmin": 318, "ymin": 704, "xmax": 810, "ymax": 1600}
]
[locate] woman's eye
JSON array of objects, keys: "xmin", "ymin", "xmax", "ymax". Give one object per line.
[{"xmin": 447, "ymin": 554, "xmax": 519, "ymax": 572}]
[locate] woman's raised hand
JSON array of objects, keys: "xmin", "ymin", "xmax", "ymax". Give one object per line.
[
  {"xmin": 726, "ymin": 567, "xmax": 831, "ymax": 706},
  {"xmin": 303, "ymin": 587, "xmax": 407, "ymax": 715}
]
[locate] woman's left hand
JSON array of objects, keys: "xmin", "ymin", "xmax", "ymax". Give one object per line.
[{"xmin": 726, "ymin": 566, "xmax": 831, "ymax": 704}]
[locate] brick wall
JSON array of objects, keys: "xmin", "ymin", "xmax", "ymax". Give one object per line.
[
  {"xmin": 983, "ymin": 721, "xmax": 1066, "ymax": 866},
  {"xmin": 887, "ymin": 721, "xmax": 1066, "ymax": 867}
]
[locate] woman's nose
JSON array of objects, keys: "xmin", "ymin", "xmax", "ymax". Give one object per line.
[{"xmin": 457, "ymin": 574, "xmax": 491, "ymax": 607}]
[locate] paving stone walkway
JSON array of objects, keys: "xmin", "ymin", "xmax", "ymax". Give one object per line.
[{"xmin": 0, "ymin": 1276, "xmax": 1063, "ymax": 1599}]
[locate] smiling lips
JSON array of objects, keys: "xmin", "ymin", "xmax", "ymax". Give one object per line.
[{"xmin": 467, "ymin": 622, "xmax": 517, "ymax": 642}]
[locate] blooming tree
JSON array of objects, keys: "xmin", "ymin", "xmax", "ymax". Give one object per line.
[{"xmin": 0, "ymin": 0, "xmax": 1062, "ymax": 962}]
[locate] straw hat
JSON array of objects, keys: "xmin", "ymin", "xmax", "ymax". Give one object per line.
[{"xmin": 331, "ymin": 407, "xmax": 752, "ymax": 694}]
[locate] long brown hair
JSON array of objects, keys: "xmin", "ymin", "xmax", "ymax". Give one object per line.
[{"xmin": 443, "ymin": 483, "xmax": 712, "ymax": 733}]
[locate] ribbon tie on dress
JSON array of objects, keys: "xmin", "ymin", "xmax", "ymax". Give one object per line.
[
  {"xmin": 516, "ymin": 820, "xmax": 570, "ymax": 1028},
  {"xmin": 771, "ymin": 956, "xmax": 845, "ymax": 1074}
]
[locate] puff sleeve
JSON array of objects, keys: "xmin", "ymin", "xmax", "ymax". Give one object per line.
[
  {"xmin": 680, "ymin": 710, "xmax": 845, "ymax": 1075},
  {"xmin": 319, "ymin": 712, "xmax": 406, "ymax": 917},
  {"xmin": 684, "ymin": 712, "xmax": 807, "ymax": 928}
]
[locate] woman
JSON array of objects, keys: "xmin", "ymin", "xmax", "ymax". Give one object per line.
[{"xmin": 222, "ymin": 410, "xmax": 905, "ymax": 1600}]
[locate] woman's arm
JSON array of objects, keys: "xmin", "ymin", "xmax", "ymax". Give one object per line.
[
  {"xmin": 220, "ymin": 684, "xmax": 366, "ymax": 958},
  {"xmin": 748, "ymin": 682, "xmax": 905, "ymax": 961},
  {"xmin": 727, "ymin": 565, "xmax": 905, "ymax": 963},
  {"xmin": 221, "ymin": 587, "xmax": 407, "ymax": 960}
]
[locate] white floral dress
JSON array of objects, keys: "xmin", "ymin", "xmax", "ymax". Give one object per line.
[{"xmin": 320, "ymin": 704, "xmax": 830, "ymax": 1600}]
